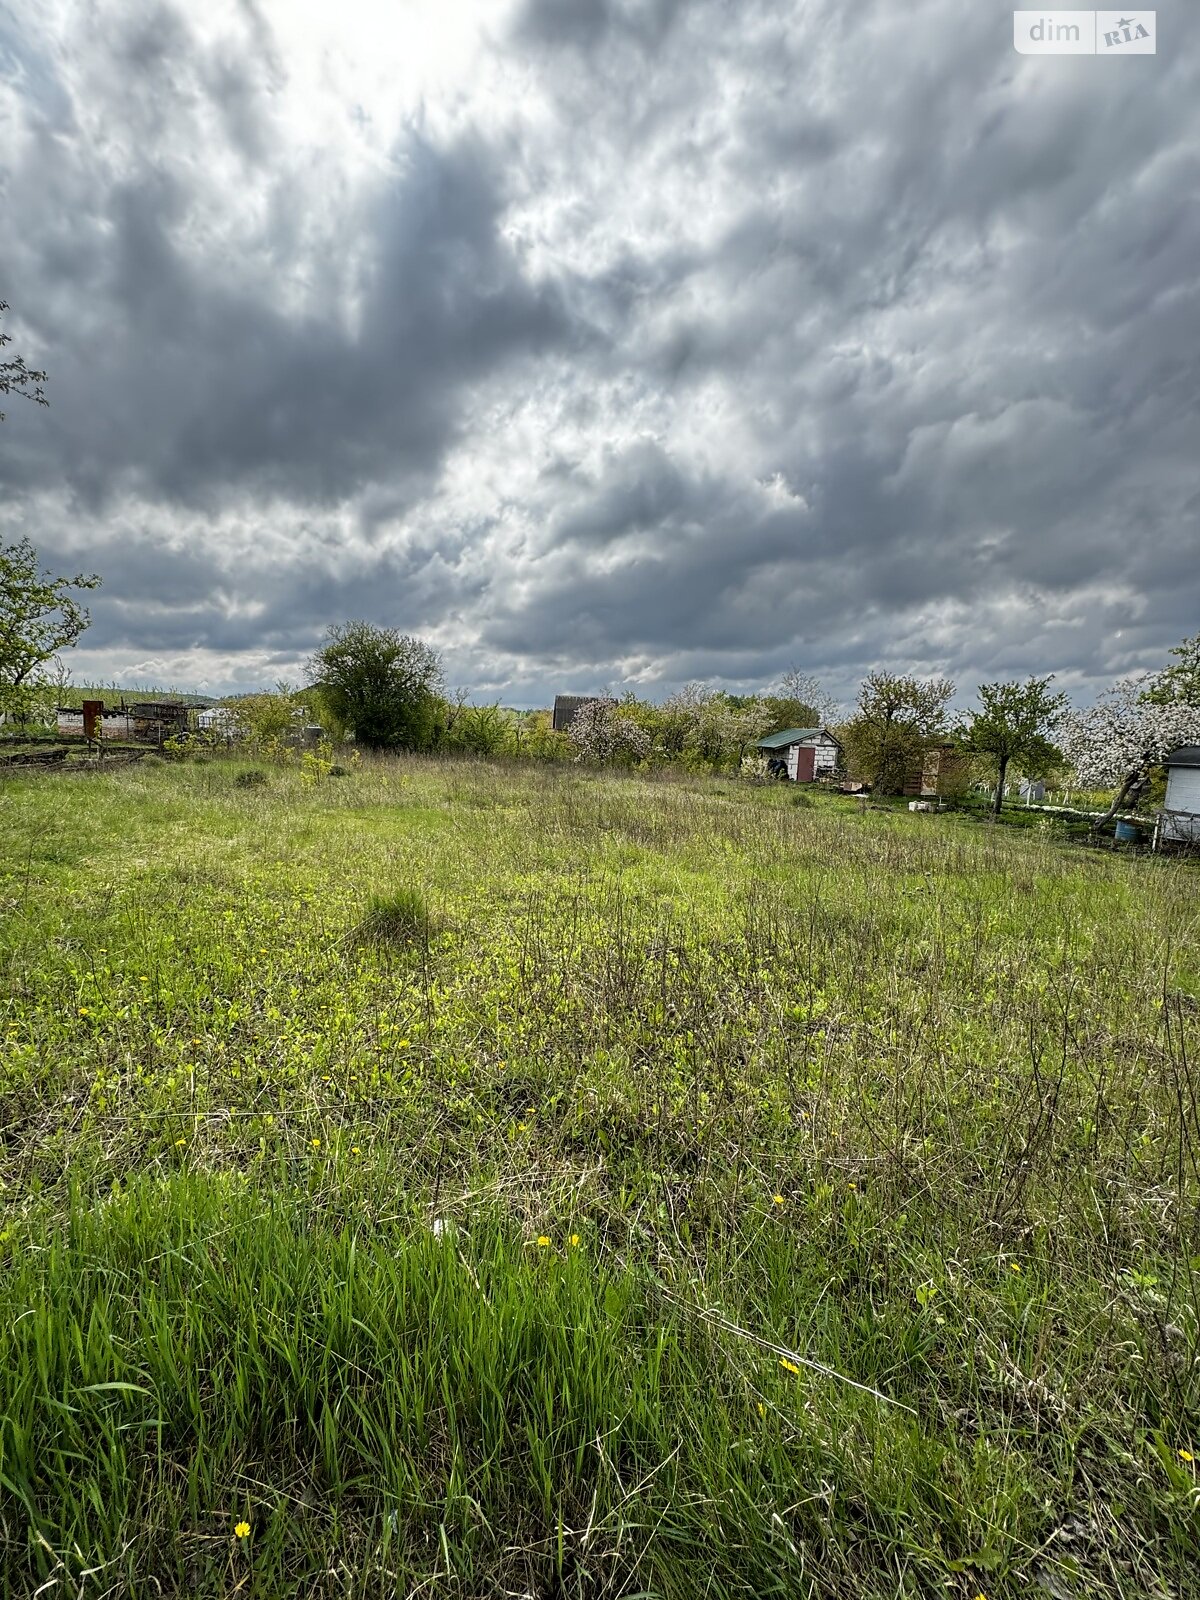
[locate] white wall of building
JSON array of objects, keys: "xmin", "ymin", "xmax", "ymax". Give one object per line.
[{"xmin": 1162, "ymin": 764, "xmax": 1200, "ymax": 843}]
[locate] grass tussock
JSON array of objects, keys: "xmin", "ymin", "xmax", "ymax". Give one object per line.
[
  {"xmin": 0, "ymin": 754, "xmax": 1197, "ymax": 1597},
  {"xmin": 354, "ymin": 886, "xmax": 436, "ymax": 949}
]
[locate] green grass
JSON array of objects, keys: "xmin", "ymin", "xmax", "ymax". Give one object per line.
[
  {"xmin": 0, "ymin": 756, "xmax": 1198, "ymax": 1597},
  {"xmin": 354, "ymin": 886, "xmax": 437, "ymax": 950}
]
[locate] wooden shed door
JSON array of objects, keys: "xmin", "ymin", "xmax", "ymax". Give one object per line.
[{"xmin": 793, "ymin": 746, "xmax": 816, "ymax": 782}]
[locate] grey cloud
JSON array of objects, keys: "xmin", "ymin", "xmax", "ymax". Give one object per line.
[
  {"xmin": 4, "ymin": 140, "xmax": 573, "ymax": 509},
  {"xmin": 1, "ymin": 1, "xmax": 576, "ymax": 513},
  {"xmin": 1, "ymin": 0, "xmax": 1197, "ymax": 704},
  {"xmin": 513, "ymin": 0, "xmax": 682, "ymax": 54}
]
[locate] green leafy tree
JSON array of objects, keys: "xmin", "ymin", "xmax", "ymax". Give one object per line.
[
  {"xmin": 656, "ymin": 684, "xmax": 773, "ymax": 769},
  {"xmin": 843, "ymin": 671, "xmax": 954, "ymax": 793},
  {"xmin": 1, "ymin": 538, "xmax": 100, "ymax": 721},
  {"xmin": 1143, "ymin": 633, "xmax": 1200, "ymax": 707},
  {"xmin": 224, "ymin": 684, "xmax": 307, "ymax": 748},
  {"xmin": 0, "ymin": 301, "xmax": 48, "ymax": 422},
  {"xmin": 763, "ymin": 667, "xmax": 838, "ymax": 732},
  {"xmin": 307, "ymin": 622, "xmax": 443, "ymax": 751},
  {"xmin": 517, "ymin": 709, "xmax": 571, "ymax": 761},
  {"xmin": 959, "ymin": 676, "xmax": 1066, "ymax": 816},
  {"xmin": 449, "ymin": 702, "xmax": 515, "ymax": 757},
  {"xmin": 655, "ymin": 683, "xmax": 709, "ymax": 758}
]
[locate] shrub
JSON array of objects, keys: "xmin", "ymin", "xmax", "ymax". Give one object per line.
[
  {"xmin": 329, "ymin": 764, "xmax": 350, "ymax": 778},
  {"xmin": 790, "ymin": 791, "xmax": 814, "ymax": 807},
  {"xmin": 161, "ymin": 730, "xmax": 219, "ymax": 762},
  {"xmin": 234, "ymin": 770, "xmax": 268, "ymax": 789}
]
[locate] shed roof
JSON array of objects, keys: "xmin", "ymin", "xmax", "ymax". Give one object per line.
[
  {"xmin": 756, "ymin": 726, "xmax": 840, "ymax": 751},
  {"xmin": 1165, "ymin": 746, "xmax": 1200, "ymax": 768},
  {"xmin": 130, "ymin": 700, "xmax": 194, "ymax": 716},
  {"xmin": 551, "ymin": 693, "xmax": 599, "ymax": 732}
]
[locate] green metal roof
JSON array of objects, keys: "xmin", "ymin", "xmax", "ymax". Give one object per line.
[{"xmin": 756, "ymin": 727, "xmax": 837, "ymax": 750}]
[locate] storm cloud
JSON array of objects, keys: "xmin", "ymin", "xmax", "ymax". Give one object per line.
[{"xmin": 1, "ymin": 0, "xmax": 1196, "ymax": 703}]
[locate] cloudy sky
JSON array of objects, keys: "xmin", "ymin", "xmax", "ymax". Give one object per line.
[{"xmin": 1, "ymin": 1, "xmax": 1196, "ymax": 706}]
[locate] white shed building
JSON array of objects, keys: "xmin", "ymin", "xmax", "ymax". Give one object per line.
[
  {"xmin": 756, "ymin": 727, "xmax": 842, "ymax": 782},
  {"xmin": 1158, "ymin": 746, "xmax": 1200, "ymax": 847},
  {"xmin": 56, "ymin": 707, "xmax": 135, "ymax": 739}
]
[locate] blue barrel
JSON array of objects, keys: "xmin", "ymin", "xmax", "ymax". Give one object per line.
[{"xmin": 1114, "ymin": 820, "xmax": 1142, "ymax": 843}]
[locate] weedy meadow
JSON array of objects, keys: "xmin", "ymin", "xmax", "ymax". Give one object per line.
[{"xmin": 0, "ymin": 757, "xmax": 1197, "ymax": 1597}]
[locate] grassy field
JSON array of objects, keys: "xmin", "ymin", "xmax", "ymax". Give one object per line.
[{"xmin": 0, "ymin": 757, "xmax": 1197, "ymax": 1598}]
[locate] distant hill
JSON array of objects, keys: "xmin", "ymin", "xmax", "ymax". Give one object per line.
[{"xmin": 55, "ymin": 685, "xmax": 214, "ymax": 708}]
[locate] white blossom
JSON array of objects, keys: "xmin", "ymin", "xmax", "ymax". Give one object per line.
[
  {"xmin": 1057, "ymin": 677, "xmax": 1200, "ymax": 788},
  {"xmin": 740, "ymin": 753, "xmax": 771, "ymax": 783},
  {"xmin": 566, "ymin": 698, "xmax": 651, "ymax": 764}
]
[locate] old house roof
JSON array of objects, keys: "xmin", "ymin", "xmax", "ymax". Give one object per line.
[
  {"xmin": 756, "ymin": 727, "xmax": 841, "ymax": 751},
  {"xmin": 552, "ymin": 694, "xmax": 598, "ymax": 731},
  {"xmin": 1165, "ymin": 746, "xmax": 1200, "ymax": 768}
]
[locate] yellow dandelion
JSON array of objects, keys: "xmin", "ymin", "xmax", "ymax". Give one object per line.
[
  {"xmin": 78, "ymin": 1006, "xmax": 90, "ymax": 1016},
  {"xmin": 779, "ymin": 1357, "xmax": 801, "ymax": 1375},
  {"xmin": 1180, "ymin": 1448, "xmax": 1195, "ymax": 1462},
  {"xmin": 310, "ymin": 1137, "xmax": 321, "ymax": 1149},
  {"xmin": 847, "ymin": 1181, "xmax": 857, "ymax": 1190},
  {"xmin": 234, "ymin": 1520, "xmax": 250, "ymax": 1539},
  {"xmin": 756, "ymin": 1401, "xmax": 765, "ymax": 1416},
  {"xmin": 351, "ymin": 1145, "xmax": 361, "ymax": 1155},
  {"xmin": 174, "ymin": 1138, "xmax": 186, "ymax": 1147},
  {"xmin": 1010, "ymin": 1262, "xmax": 1022, "ymax": 1274},
  {"xmin": 569, "ymin": 1234, "xmax": 581, "ymax": 1247},
  {"xmin": 772, "ymin": 1194, "xmax": 785, "ymax": 1206},
  {"xmin": 139, "ymin": 976, "xmax": 149, "ymax": 983},
  {"xmin": 536, "ymin": 1236, "xmax": 551, "ymax": 1248}
]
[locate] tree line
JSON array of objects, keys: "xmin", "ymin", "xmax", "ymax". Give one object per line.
[
  {"xmin": 271, "ymin": 626, "xmax": 1200, "ymax": 814},
  {"xmin": 5, "ymin": 540, "xmax": 1198, "ymax": 811}
]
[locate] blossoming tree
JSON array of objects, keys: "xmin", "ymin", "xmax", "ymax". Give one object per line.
[
  {"xmin": 566, "ymin": 697, "xmax": 651, "ymax": 765},
  {"xmin": 1057, "ymin": 678, "xmax": 1200, "ymax": 824}
]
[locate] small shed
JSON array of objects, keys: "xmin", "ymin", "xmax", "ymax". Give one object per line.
[
  {"xmin": 756, "ymin": 727, "xmax": 842, "ymax": 782},
  {"xmin": 1158, "ymin": 746, "xmax": 1200, "ymax": 848},
  {"xmin": 904, "ymin": 743, "xmax": 968, "ymax": 799},
  {"xmin": 552, "ymin": 694, "xmax": 599, "ymax": 733},
  {"xmin": 56, "ymin": 704, "xmax": 135, "ymax": 740},
  {"xmin": 129, "ymin": 701, "xmax": 194, "ymax": 744}
]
